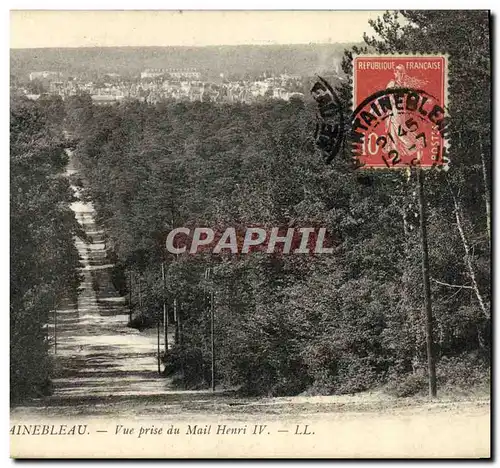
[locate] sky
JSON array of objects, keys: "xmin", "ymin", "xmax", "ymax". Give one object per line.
[{"xmin": 10, "ymin": 10, "xmax": 381, "ymax": 48}]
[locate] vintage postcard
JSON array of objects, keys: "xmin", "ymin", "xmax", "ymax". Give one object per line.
[{"xmin": 10, "ymin": 10, "xmax": 491, "ymax": 459}]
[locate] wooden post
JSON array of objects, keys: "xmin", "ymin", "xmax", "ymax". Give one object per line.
[
  {"xmin": 210, "ymin": 290, "xmax": 215, "ymax": 392},
  {"xmin": 177, "ymin": 303, "xmax": 185, "ymax": 386},
  {"xmin": 173, "ymin": 298, "xmax": 178, "ymax": 344},
  {"xmin": 162, "ymin": 262, "xmax": 168, "ymax": 354},
  {"xmin": 177, "ymin": 304, "xmax": 182, "ymax": 348},
  {"xmin": 157, "ymin": 315, "xmax": 161, "ymax": 375},
  {"xmin": 54, "ymin": 307, "xmax": 57, "ymax": 355},
  {"xmin": 416, "ymin": 169, "xmax": 437, "ymax": 397},
  {"xmin": 128, "ymin": 270, "xmax": 133, "ymax": 321}
]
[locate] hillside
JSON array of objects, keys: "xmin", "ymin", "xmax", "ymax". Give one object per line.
[{"xmin": 10, "ymin": 43, "xmax": 356, "ymax": 79}]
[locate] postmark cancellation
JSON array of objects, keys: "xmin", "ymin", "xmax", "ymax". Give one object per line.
[{"xmin": 352, "ymin": 54, "xmax": 449, "ymax": 170}]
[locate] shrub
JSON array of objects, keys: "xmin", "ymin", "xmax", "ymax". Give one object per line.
[
  {"xmin": 436, "ymin": 352, "xmax": 490, "ymax": 390},
  {"xmin": 385, "ymin": 372, "xmax": 427, "ymax": 397}
]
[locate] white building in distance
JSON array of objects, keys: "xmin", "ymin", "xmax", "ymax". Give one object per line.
[
  {"xmin": 29, "ymin": 71, "xmax": 62, "ymax": 81},
  {"xmin": 140, "ymin": 68, "xmax": 201, "ymax": 80}
]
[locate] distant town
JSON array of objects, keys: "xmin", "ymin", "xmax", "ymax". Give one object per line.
[{"xmin": 10, "ymin": 66, "xmax": 344, "ymax": 105}]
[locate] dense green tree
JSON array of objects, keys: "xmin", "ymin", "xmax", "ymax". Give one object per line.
[{"xmin": 11, "ymin": 96, "xmax": 82, "ymax": 403}]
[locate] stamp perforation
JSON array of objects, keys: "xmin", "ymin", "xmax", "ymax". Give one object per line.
[{"xmin": 351, "ymin": 53, "xmax": 450, "ymax": 170}]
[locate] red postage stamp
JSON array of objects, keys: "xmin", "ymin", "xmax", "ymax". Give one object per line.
[{"xmin": 352, "ymin": 55, "xmax": 449, "ymax": 170}]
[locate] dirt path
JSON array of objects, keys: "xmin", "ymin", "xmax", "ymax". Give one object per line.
[{"xmin": 40, "ymin": 161, "xmax": 174, "ymax": 403}]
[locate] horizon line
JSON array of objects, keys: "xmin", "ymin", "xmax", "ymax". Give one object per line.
[{"xmin": 10, "ymin": 41, "xmax": 360, "ymax": 50}]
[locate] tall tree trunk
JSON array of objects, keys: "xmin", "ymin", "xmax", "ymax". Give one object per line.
[
  {"xmin": 479, "ymin": 139, "xmax": 491, "ymax": 244},
  {"xmin": 451, "ymin": 191, "xmax": 489, "ymax": 319}
]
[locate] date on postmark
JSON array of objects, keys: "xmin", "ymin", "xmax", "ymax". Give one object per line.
[{"xmin": 352, "ymin": 55, "xmax": 449, "ymax": 170}]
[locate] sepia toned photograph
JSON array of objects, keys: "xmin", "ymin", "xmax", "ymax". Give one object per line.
[{"xmin": 9, "ymin": 9, "xmax": 491, "ymax": 458}]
